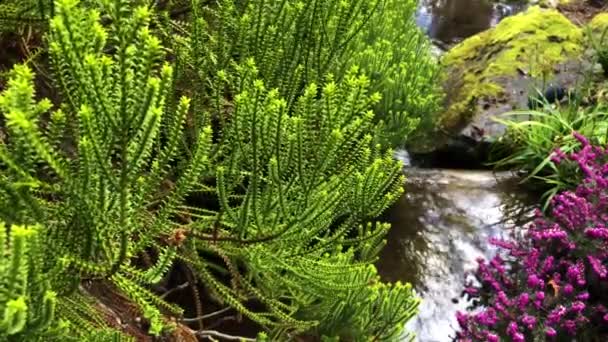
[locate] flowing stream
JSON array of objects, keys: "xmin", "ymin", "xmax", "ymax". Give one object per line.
[
  {"xmin": 375, "ymin": 152, "xmax": 535, "ymax": 341},
  {"xmin": 373, "ymin": 2, "xmax": 533, "ymax": 340}
]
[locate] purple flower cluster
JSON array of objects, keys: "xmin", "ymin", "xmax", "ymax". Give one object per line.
[{"xmin": 456, "ymin": 132, "xmax": 608, "ymax": 341}]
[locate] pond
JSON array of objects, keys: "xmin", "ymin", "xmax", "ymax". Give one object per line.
[{"xmin": 376, "ymin": 152, "xmax": 535, "ymax": 341}]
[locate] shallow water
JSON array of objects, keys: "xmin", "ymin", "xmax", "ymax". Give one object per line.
[
  {"xmin": 374, "ymin": 2, "xmax": 536, "ymax": 340},
  {"xmin": 376, "ymin": 153, "xmax": 534, "ymax": 341},
  {"xmin": 416, "ymin": 0, "xmax": 526, "ymax": 46}
]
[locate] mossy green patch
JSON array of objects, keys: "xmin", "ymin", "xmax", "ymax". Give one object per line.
[
  {"xmin": 588, "ymin": 13, "xmax": 608, "ymax": 37},
  {"xmin": 438, "ymin": 6, "xmax": 583, "ymax": 131}
]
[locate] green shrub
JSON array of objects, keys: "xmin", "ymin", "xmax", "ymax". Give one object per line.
[
  {"xmin": 0, "ymin": 223, "xmax": 66, "ymax": 340},
  {"xmin": 0, "ymin": 222, "xmax": 127, "ymax": 341},
  {"xmin": 169, "ymin": 0, "xmax": 440, "ymax": 148},
  {"xmin": 181, "ymin": 61, "xmax": 420, "ymax": 339},
  {"xmin": 172, "ymin": 0, "xmax": 382, "ymax": 110},
  {"xmin": 491, "ymin": 102, "xmax": 608, "ymax": 209},
  {"xmin": 587, "ymin": 15, "xmax": 608, "ymax": 76},
  {"xmin": 342, "ymin": 0, "xmax": 442, "ymax": 147},
  {"xmin": 0, "ymin": 0, "xmax": 52, "ymax": 33},
  {"xmin": 1, "ymin": 0, "xmax": 193, "ymax": 336},
  {"xmin": 0, "ymin": 0, "xmax": 421, "ymax": 340}
]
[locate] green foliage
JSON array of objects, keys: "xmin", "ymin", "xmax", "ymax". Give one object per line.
[
  {"xmin": 342, "ymin": 0, "xmax": 441, "ymax": 147},
  {"xmin": 170, "ymin": 0, "xmax": 440, "ymax": 148},
  {"xmin": 0, "ymin": 223, "xmax": 66, "ymax": 340},
  {"xmin": 0, "ymin": 0, "xmax": 423, "ymax": 339},
  {"xmin": 0, "ymin": 0, "xmax": 193, "ymax": 336},
  {"xmin": 176, "ymin": 0, "xmax": 381, "ymax": 109},
  {"xmin": 587, "ymin": 24, "xmax": 608, "ymax": 76},
  {"xmin": 491, "ymin": 102, "xmax": 608, "ymax": 209},
  {"xmin": 0, "ymin": 221, "xmax": 128, "ymax": 340},
  {"xmin": 0, "ymin": 0, "xmax": 52, "ymax": 33},
  {"xmin": 313, "ymin": 280, "xmax": 418, "ymax": 341},
  {"xmin": 179, "ymin": 61, "xmax": 419, "ymax": 339}
]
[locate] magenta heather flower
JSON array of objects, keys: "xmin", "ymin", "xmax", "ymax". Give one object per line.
[
  {"xmin": 517, "ymin": 293, "xmax": 529, "ymax": 309},
  {"xmin": 456, "ymin": 311, "xmax": 469, "ymax": 328},
  {"xmin": 535, "ymin": 291, "xmax": 545, "ymax": 301},
  {"xmin": 463, "ymin": 286, "xmax": 478, "ymax": 296},
  {"xmin": 506, "ymin": 321, "xmax": 519, "ymax": 338},
  {"xmin": 570, "ymin": 301, "xmax": 586, "ymax": 314},
  {"xmin": 455, "ymin": 134, "xmax": 608, "ymax": 341},
  {"xmin": 486, "ymin": 332, "xmax": 499, "ymax": 342},
  {"xmin": 512, "ymin": 332, "xmax": 524, "ymax": 342},
  {"xmin": 562, "ymin": 320, "xmax": 577, "ymax": 335},
  {"xmin": 497, "ymin": 291, "xmax": 511, "ymax": 306},
  {"xmin": 531, "ymin": 227, "xmax": 568, "ymax": 240},
  {"xmin": 474, "ymin": 308, "xmax": 499, "ymax": 327},
  {"xmin": 547, "ymin": 306, "xmax": 566, "ymax": 325},
  {"xmin": 551, "ymin": 148, "xmax": 566, "ymax": 163},
  {"xmin": 521, "ymin": 314, "xmax": 536, "ymax": 329},
  {"xmin": 527, "ymin": 274, "xmax": 540, "ymax": 288},
  {"xmin": 588, "ymin": 255, "xmax": 607, "ymax": 278},
  {"xmin": 542, "ymin": 255, "xmax": 555, "ymax": 273},
  {"xmin": 566, "ymin": 262, "xmax": 586, "ymax": 286},
  {"xmin": 573, "ymin": 131, "xmax": 589, "ymax": 147},
  {"xmin": 585, "ymin": 227, "xmax": 608, "ymax": 239}
]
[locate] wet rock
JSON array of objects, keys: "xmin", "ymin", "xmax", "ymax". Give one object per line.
[
  {"xmin": 416, "ymin": 0, "xmax": 525, "ymax": 49},
  {"xmin": 527, "ymin": 84, "xmax": 567, "ymax": 109},
  {"xmin": 410, "ymin": 133, "xmax": 493, "ymax": 169},
  {"xmin": 588, "ymin": 0, "xmax": 607, "ymax": 8},
  {"xmin": 535, "ymin": 0, "xmax": 574, "ymax": 8},
  {"xmin": 409, "ymin": 6, "xmax": 586, "ymax": 166}
]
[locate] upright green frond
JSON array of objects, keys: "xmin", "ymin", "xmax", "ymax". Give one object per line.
[{"xmin": 0, "ymin": 223, "xmax": 67, "ymax": 340}]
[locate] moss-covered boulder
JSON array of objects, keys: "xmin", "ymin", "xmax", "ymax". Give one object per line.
[
  {"xmin": 587, "ymin": 13, "xmax": 608, "ymax": 76},
  {"xmin": 589, "ymin": 12, "xmax": 608, "ymax": 36},
  {"xmin": 441, "ymin": 6, "xmax": 583, "ymax": 129},
  {"xmin": 410, "ymin": 6, "xmax": 584, "ymax": 157}
]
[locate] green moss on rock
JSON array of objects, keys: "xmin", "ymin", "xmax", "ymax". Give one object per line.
[
  {"xmin": 438, "ymin": 6, "xmax": 583, "ymax": 131},
  {"xmin": 588, "ymin": 13, "xmax": 608, "ymax": 36}
]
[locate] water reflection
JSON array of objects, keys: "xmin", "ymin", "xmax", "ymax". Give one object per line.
[
  {"xmin": 416, "ymin": 0, "xmax": 525, "ymax": 45},
  {"xmin": 376, "ymin": 168, "xmax": 535, "ymax": 341}
]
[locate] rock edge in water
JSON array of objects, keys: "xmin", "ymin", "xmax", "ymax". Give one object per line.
[{"xmin": 409, "ymin": 6, "xmax": 608, "ymax": 168}]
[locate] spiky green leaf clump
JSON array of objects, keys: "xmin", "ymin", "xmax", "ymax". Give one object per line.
[
  {"xmin": 0, "ymin": 222, "xmax": 67, "ymax": 340},
  {"xmin": 169, "ymin": 0, "xmax": 441, "ymax": 148},
  {"xmin": 0, "ymin": 0, "xmax": 208, "ymax": 336},
  {"xmin": 174, "ymin": 60, "xmax": 419, "ymax": 339},
  {"xmin": 0, "ymin": 0, "xmax": 421, "ymax": 339},
  {"xmin": 490, "ymin": 103, "xmax": 608, "ymax": 209},
  {"xmin": 176, "ymin": 0, "xmax": 382, "ymax": 109},
  {"xmin": 343, "ymin": 0, "xmax": 442, "ymax": 147},
  {"xmin": 0, "ymin": 0, "xmax": 53, "ymax": 33}
]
